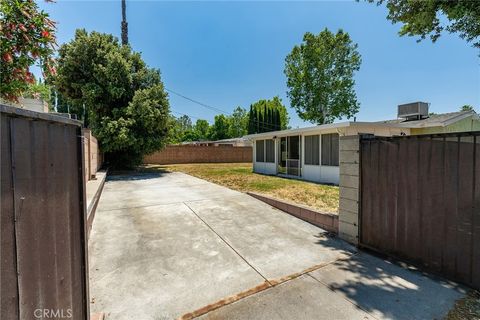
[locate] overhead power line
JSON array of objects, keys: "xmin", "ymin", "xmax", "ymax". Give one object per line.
[
  {"xmin": 166, "ymin": 88, "xmax": 282, "ymax": 130},
  {"xmin": 166, "ymin": 88, "xmax": 228, "ymax": 115}
]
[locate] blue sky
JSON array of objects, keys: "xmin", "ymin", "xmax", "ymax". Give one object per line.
[{"xmin": 39, "ymin": 1, "xmax": 480, "ymax": 128}]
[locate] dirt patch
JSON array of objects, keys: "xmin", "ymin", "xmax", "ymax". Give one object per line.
[{"xmin": 445, "ymin": 290, "xmax": 480, "ymax": 320}]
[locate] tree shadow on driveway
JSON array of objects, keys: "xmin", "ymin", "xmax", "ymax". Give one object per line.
[
  {"xmin": 107, "ymin": 171, "xmax": 169, "ymax": 181},
  {"xmin": 311, "ymin": 234, "xmax": 466, "ymax": 320}
]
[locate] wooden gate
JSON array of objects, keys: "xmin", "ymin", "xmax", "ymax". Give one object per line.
[
  {"xmin": 360, "ymin": 132, "xmax": 480, "ymax": 289},
  {"xmin": 1, "ymin": 105, "xmax": 89, "ymax": 319}
]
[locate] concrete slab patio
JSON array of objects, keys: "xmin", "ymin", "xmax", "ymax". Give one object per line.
[{"xmin": 89, "ymin": 171, "xmax": 465, "ymax": 320}]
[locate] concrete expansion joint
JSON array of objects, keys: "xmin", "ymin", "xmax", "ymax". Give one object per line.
[
  {"xmin": 96, "ymin": 196, "xmax": 228, "ymax": 213},
  {"xmin": 182, "ymin": 201, "xmax": 271, "ymax": 286},
  {"xmin": 179, "ymin": 252, "xmax": 359, "ymax": 320},
  {"xmin": 306, "ymin": 270, "xmax": 380, "ymax": 320}
]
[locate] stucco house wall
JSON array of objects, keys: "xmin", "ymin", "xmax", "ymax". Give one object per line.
[
  {"xmin": 248, "ymin": 122, "xmax": 409, "ymax": 185},
  {"xmin": 246, "ymin": 110, "xmax": 480, "ymax": 245}
]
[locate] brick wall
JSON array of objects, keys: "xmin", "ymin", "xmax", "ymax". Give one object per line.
[
  {"xmin": 83, "ymin": 128, "xmax": 103, "ymax": 182},
  {"xmin": 338, "ymin": 135, "xmax": 360, "ymax": 245},
  {"xmin": 247, "ymin": 192, "xmax": 338, "ymax": 233},
  {"xmin": 144, "ymin": 145, "xmax": 252, "ymax": 164}
]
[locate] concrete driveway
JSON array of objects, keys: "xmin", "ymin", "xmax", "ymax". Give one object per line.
[{"xmin": 89, "ymin": 171, "xmax": 464, "ymax": 320}]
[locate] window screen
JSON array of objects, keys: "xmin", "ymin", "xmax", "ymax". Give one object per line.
[
  {"xmin": 265, "ymin": 139, "xmax": 275, "ymax": 163},
  {"xmin": 256, "ymin": 140, "xmax": 265, "ymax": 162},
  {"xmin": 304, "ymin": 135, "xmax": 319, "ymax": 165},
  {"xmin": 321, "ymin": 133, "xmax": 339, "ymax": 166}
]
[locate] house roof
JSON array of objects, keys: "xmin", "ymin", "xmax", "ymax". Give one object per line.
[
  {"xmin": 244, "ymin": 110, "xmax": 478, "ymax": 139},
  {"xmin": 244, "ymin": 121, "xmax": 381, "ymax": 139},
  {"xmin": 376, "ymin": 110, "xmax": 477, "ymax": 128},
  {"xmin": 213, "ymin": 137, "xmax": 250, "ymax": 143}
]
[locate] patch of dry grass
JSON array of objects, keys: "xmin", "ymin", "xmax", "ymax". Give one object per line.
[
  {"xmin": 144, "ymin": 163, "xmax": 339, "ymax": 213},
  {"xmin": 446, "ymin": 290, "xmax": 480, "ymax": 320}
]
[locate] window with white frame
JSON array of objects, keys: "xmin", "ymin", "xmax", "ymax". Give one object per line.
[
  {"xmin": 321, "ymin": 133, "xmax": 339, "ymax": 166},
  {"xmin": 304, "ymin": 135, "xmax": 320, "ymax": 165},
  {"xmin": 256, "ymin": 139, "xmax": 275, "ymax": 163},
  {"xmin": 265, "ymin": 139, "xmax": 275, "ymax": 163},
  {"xmin": 256, "ymin": 140, "xmax": 265, "ymax": 162}
]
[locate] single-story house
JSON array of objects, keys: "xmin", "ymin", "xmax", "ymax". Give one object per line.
[{"xmin": 244, "ymin": 102, "xmax": 479, "ymax": 185}]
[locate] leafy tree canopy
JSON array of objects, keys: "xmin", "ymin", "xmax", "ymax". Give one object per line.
[
  {"xmin": 167, "ymin": 116, "xmax": 213, "ymax": 143},
  {"xmin": 168, "ymin": 108, "xmax": 250, "ymax": 143},
  {"xmin": 369, "ymin": 0, "xmax": 480, "ymax": 50},
  {"xmin": 285, "ymin": 29, "xmax": 361, "ymax": 125},
  {"xmin": 55, "ymin": 29, "xmax": 169, "ymax": 168},
  {"xmin": 209, "ymin": 114, "xmax": 230, "ymax": 140},
  {"xmin": 166, "ymin": 115, "xmax": 184, "ymax": 144},
  {"xmin": 98, "ymin": 84, "xmax": 169, "ymax": 166},
  {"xmin": 176, "ymin": 114, "xmax": 193, "ymax": 132},
  {"xmin": 461, "ymin": 104, "xmax": 475, "ymax": 112},
  {"xmin": 247, "ymin": 97, "xmax": 289, "ymax": 134},
  {"xmin": 1, "ymin": 0, "xmax": 57, "ymax": 101},
  {"xmin": 55, "ymin": 30, "xmax": 160, "ymax": 126},
  {"xmin": 24, "ymin": 80, "xmax": 51, "ymax": 101},
  {"xmin": 228, "ymin": 106, "xmax": 249, "ymax": 138},
  {"xmin": 194, "ymin": 119, "xmax": 210, "ymax": 140}
]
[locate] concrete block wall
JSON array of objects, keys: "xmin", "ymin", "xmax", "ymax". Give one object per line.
[
  {"xmin": 144, "ymin": 145, "xmax": 252, "ymax": 164},
  {"xmin": 338, "ymin": 135, "xmax": 360, "ymax": 245},
  {"xmin": 83, "ymin": 128, "xmax": 103, "ymax": 182},
  {"xmin": 247, "ymin": 192, "xmax": 339, "ymax": 234}
]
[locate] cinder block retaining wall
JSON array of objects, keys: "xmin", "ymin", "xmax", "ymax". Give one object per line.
[
  {"xmin": 247, "ymin": 192, "xmax": 338, "ymax": 233},
  {"xmin": 144, "ymin": 145, "xmax": 252, "ymax": 164},
  {"xmin": 338, "ymin": 136, "xmax": 360, "ymax": 244}
]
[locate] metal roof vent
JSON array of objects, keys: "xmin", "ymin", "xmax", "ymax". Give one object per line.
[{"xmin": 398, "ymin": 102, "xmax": 429, "ymax": 121}]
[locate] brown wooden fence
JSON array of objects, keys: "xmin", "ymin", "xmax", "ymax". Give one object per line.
[
  {"xmin": 360, "ymin": 132, "xmax": 480, "ymax": 289},
  {"xmin": 1, "ymin": 105, "xmax": 89, "ymax": 319},
  {"xmin": 144, "ymin": 145, "xmax": 252, "ymax": 164}
]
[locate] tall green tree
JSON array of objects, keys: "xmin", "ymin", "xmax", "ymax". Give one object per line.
[
  {"xmin": 182, "ymin": 130, "xmax": 199, "ymax": 142},
  {"xmin": 247, "ymin": 97, "xmax": 289, "ymax": 134},
  {"xmin": 166, "ymin": 115, "xmax": 183, "ymax": 144},
  {"xmin": 461, "ymin": 104, "xmax": 475, "ymax": 112},
  {"xmin": 55, "ymin": 29, "xmax": 169, "ymax": 167},
  {"xmin": 209, "ymin": 114, "xmax": 231, "ymax": 140},
  {"xmin": 167, "ymin": 115, "xmax": 197, "ymax": 142},
  {"xmin": 228, "ymin": 106, "xmax": 248, "ymax": 138},
  {"xmin": 368, "ymin": 0, "xmax": 480, "ymax": 50},
  {"xmin": 284, "ymin": 29, "xmax": 361, "ymax": 124},
  {"xmin": 194, "ymin": 119, "xmax": 210, "ymax": 140},
  {"xmin": 177, "ymin": 115, "xmax": 193, "ymax": 132},
  {"xmin": 272, "ymin": 96, "xmax": 290, "ymax": 129}
]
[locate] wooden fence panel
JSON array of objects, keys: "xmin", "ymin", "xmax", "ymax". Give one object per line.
[
  {"xmin": 0, "ymin": 105, "xmax": 89, "ymax": 319},
  {"xmin": 360, "ymin": 132, "xmax": 480, "ymax": 289},
  {"xmin": 1, "ymin": 114, "xmax": 19, "ymax": 319}
]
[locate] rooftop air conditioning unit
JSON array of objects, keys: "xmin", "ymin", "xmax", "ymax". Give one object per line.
[{"xmin": 397, "ymin": 102, "xmax": 429, "ymax": 120}]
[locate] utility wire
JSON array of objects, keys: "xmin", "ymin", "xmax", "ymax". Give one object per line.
[
  {"xmin": 166, "ymin": 88, "xmax": 228, "ymax": 115},
  {"xmin": 166, "ymin": 88, "xmax": 282, "ymax": 130}
]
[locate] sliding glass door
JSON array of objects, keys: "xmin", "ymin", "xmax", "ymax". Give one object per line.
[{"xmin": 278, "ymin": 136, "xmax": 301, "ymax": 176}]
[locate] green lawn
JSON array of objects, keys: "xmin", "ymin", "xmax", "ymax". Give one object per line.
[{"xmin": 145, "ymin": 163, "xmax": 339, "ymax": 213}]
